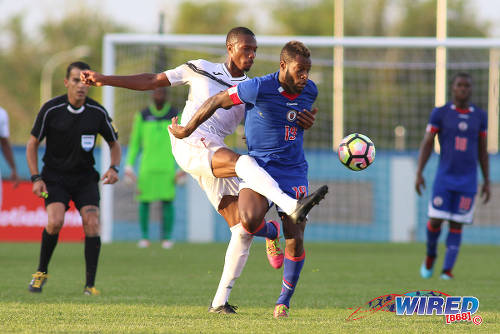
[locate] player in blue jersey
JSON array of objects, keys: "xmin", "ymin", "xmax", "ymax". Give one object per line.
[
  {"xmin": 415, "ymin": 72, "xmax": 490, "ymax": 280},
  {"xmin": 170, "ymin": 40, "xmax": 328, "ymax": 318}
]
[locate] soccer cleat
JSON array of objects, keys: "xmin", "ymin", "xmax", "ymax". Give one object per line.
[
  {"xmin": 289, "ymin": 185, "xmax": 328, "ymax": 224},
  {"xmin": 29, "ymin": 271, "xmax": 48, "ymax": 293},
  {"xmin": 440, "ymin": 271, "xmax": 454, "ymax": 280},
  {"xmin": 266, "ymin": 220, "xmax": 284, "ymax": 269},
  {"xmin": 83, "ymin": 286, "xmax": 100, "ymax": 295},
  {"xmin": 273, "ymin": 304, "xmax": 289, "ymax": 318},
  {"xmin": 161, "ymin": 240, "xmax": 174, "ymax": 249},
  {"xmin": 137, "ymin": 239, "xmax": 150, "ymax": 248},
  {"xmin": 420, "ymin": 261, "xmax": 434, "ymax": 279},
  {"xmin": 208, "ymin": 302, "xmax": 238, "ymax": 314}
]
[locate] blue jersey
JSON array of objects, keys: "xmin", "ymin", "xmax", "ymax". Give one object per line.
[
  {"xmin": 228, "ymin": 71, "xmax": 318, "ymax": 179},
  {"xmin": 427, "ymin": 102, "xmax": 487, "ymax": 192}
]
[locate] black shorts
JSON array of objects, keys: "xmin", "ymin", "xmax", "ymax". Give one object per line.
[{"xmin": 41, "ymin": 167, "xmax": 100, "ymax": 211}]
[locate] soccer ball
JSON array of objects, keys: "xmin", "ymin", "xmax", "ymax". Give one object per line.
[{"xmin": 338, "ymin": 133, "xmax": 376, "ymax": 171}]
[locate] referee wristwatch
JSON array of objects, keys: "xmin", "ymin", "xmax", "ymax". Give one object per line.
[
  {"xmin": 110, "ymin": 165, "xmax": 119, "ymax": 173},
  {"xmin": 31, "ymin": 174, "xmax": 43, "ymax": 182}
]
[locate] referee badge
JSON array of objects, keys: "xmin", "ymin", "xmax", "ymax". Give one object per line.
[{"xmin": 81, "ymin": 135, "xmax": 95, "ymax": 152}]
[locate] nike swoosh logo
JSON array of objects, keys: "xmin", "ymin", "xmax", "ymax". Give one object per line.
[{"xmin": 212, "ymin": 72, "xmax": 223, "ymax": 76}]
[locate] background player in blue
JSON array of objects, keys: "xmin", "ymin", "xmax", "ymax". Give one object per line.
[
  {"xmin": 415, "ymin": 72, "xmax": 490, "ymax": 280},
  {"xmin": 170, "ymin": 41, "xmax": 328, "ymax": 318}
]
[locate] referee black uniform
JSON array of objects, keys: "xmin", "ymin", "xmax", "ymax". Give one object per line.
[{"xmin": 31, "ymin": 94, "xmax": 118, "ymax": 209}]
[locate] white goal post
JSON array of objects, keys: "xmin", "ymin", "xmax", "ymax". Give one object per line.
[{"xmin": 100, "ymin": 34, "xmax": 500, "ymax": 243}]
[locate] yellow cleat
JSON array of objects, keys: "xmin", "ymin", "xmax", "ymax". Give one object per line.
[
  {"xmin": 29, "ymin": 271, "xmax": 48, "ymax": 293},
  {"xmin": 83, "ymin": 286, "xmax": 100, "ymax": 296}
]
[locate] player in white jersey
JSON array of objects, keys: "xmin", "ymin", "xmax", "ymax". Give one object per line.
[
  {"xmin": 0, "ymin": 106, "xmax": 19, "ymax": 207},
  {"xmin": 81, "ymin": 27, "xmax": 320, "ymax": 313}
]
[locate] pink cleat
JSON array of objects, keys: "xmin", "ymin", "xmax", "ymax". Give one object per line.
[
  {"xmin": 266, "ymin": 220, "xmax": 284, "ymax": 269},
  {"xmin": 273, "ymin": 304, "xmax": 289, "ymax": 318}
]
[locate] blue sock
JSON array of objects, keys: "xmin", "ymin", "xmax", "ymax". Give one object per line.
[
  {"xmin": 253, "ymin": 221, "xmax": 277, "ymax": 239},
  {"xmin": 276, "ymin": 251, "xmax": 305, "ymax": 308},
  {"xmin": 426, "ymin": 220, "xmax": 441, "ymax": 258},
  {"xmin": 443, "ymin": 229, "xmax": 462, "ymax": 272}
]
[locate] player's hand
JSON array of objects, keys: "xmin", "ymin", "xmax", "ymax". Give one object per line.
[
  {"xmin": 124, "ymin": 166, "xmax": 136, "ymax": 185},
  {"xmin": 481, "ymin": 180, "xmax": 491, "ymax": 204},
  {"xmin": 32, "ymin": 179, "xmax": 48, "ymax": 198},
  {"xmin": 10, "ymin": 170, "xmax": 20, "ymax": 188},
  {"xmin": 297, "ymin": 107, "xmax": 318, "ymax": 130},
  {"xmin": 415, "ymin": 173, "xmax": 425, "ymax": 196},
  {"xmin": 168, "ymin": 116, "xmax": 191, "ymax": 139},
  {"xmin": 80, "ymin": 70, "xmax": 104, "ymax": 87},
  {"xmin": 102, "ymin": 168, "xmax": 119, "ymax": 185}
]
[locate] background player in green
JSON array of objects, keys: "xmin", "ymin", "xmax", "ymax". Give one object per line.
[{"xmin": 125, "ymin": 87, "xmax": 181, "ymax": 249}]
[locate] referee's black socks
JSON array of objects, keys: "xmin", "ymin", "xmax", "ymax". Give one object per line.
[
  {"xmin": 84, "ymin": 236, "xmax": 101, "ymax": 287},
  {"xmin": 37, "ymin": 228, "xmax": 59, "ymax": 273}
]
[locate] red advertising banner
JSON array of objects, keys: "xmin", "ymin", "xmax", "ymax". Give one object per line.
[{"xmin": 0, "ymin": 180, "xmax": 84, "ymax": 242}]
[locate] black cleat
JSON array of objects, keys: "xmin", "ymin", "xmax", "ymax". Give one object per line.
[
  {"xmin": 208, "ymin": 302, "xmax": 238, "ymax": 314},
  {"xmin": 289, "ymin": 185, "xmax": 328, "ymax": 224}
]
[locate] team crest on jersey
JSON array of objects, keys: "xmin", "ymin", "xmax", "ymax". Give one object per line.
[
  {"xmin": 433, "ymin": 196, "xmax": 443, "ymax": 207},
  {"xmin": 81, "ymin": 135, "xmax": 95, "ymax": 152},
  {"xmin": 287, "ymin": 110, "xmax": 298, "ymax": 122},
  {"xmin": 458, "ymin": 121, "xmax": 468, "ymax": 131}
]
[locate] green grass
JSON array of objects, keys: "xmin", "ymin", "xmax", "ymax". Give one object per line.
[{"xmin": 1, "ymin": 242, "xmax": 499, "ymax": 333}]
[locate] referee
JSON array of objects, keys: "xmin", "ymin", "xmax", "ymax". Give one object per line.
[{"xmin": 26, "ymin": 61, "xmax": 121, "ymax": 295}]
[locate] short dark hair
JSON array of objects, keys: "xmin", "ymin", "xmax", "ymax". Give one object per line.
[
  {"xmin": 66, "ymin": 61, "xmax": 90, "ymax": 78},
  {"xmin": 280, "ymin": 41, "xmax": 311, "ymax": 63},
  {"xmin": 451, "ymin": 72, "xmax": 472, "ymax": 85},
  {"xmin": 226, "ymin": 27, "xmax": 255, "ymax": 46}
]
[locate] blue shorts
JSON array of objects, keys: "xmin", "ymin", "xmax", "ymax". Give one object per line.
[
  {"xmin": 239, "ymin": 158, "xmax": 309, "ymax": 214},
  {"xmin": 428, "ymin": 186, "xmax": 476, "ymax": 224}
]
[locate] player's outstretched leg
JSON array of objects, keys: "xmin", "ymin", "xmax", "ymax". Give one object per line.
[
  {"xmin": 420, "ymin": 220, "xmax": 441, "ymax": 279},
  {"xmin": 29, "ymin": 228, "xmax": 59, "ymax": 292},
  {"xmin": 289, "ymin": 185, "xmax": 329, "ymax": 225},
  {"xmin": 249, "ymin": 220, "xmax": 283, "ymax": 269},
  {"xmin": 209, "ymin": 223, "xmax": 253, "ymax": 314},
  {"xmin": 440, "ymin": 225, "xmax": 462, "ymax": 280}
]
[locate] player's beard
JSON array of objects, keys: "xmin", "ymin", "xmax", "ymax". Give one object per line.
[
  {"xmin": 284, "ymin": 69, "xmax": 303, "ymax": 95},
  {"xmin": 284, "ymin": 69, "xmax": 302, "ymax": 94}
]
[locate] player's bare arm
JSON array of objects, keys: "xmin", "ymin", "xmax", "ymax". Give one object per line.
[
  {"xmin": 26, "ymin": 135, "xmax": 47, "ymax": 197},
  {"xmin": 80, "ymin": 70, "xmax": 171, "ymax": 90},
  {"xmin": 169, "ymin": 91, "xmax": 234, "ymax": 139},
  {"xmin": 478, "ymin": 135, "xmax": 490, "ymax": 203},
  {"xmin": 415, "ymin": 131, "xmax": 436, "ymax": 195},
  {"xmin": 0, "ymin": 137, "xmax": 19, "ymax": 187},
  {"xmin": 296, "ymin": 107, "xmax": 318, "ymax": 129},
  {"xmin": 101, "ymin": 140, "xmax": 121, "ymax": 185}
]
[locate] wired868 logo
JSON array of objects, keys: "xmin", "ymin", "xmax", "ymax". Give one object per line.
[{"xmin": 396, "ymin": 295, "xmax": 482, "ymax": 325}]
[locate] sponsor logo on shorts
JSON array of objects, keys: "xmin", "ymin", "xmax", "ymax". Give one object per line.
[{"xmin": 433, "ymin": 196, "xmax": 443, "ymax": 207}]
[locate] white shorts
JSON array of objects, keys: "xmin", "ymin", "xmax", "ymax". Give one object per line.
[{"xmin": 168, "ymin": 128, "xmax": 239, "ymax": 211}]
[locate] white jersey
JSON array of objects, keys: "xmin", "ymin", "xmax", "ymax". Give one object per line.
[
  {"xmin": 164, "ymin": 59, "xmax": 248, "ymax": 139},
  {"xmin": 0, "ymin": 107, "xmax": 9, "ymax": 138}
]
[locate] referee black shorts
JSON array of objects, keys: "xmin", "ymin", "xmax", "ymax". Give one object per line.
[{"xmin": 41, "ymin": 167, "xmax": 100, "ymax": 211}]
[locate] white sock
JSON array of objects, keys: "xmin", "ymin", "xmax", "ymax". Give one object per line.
[
  {"xmin": 235, "ymin": 155, "xmax": 298, "ymax": 215},
  {"xmin": 211, "ymin": 223, "xmax": 253, "ymax": 307}
]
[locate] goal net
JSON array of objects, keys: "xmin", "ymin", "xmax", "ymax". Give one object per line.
[{"xmin": 101, "ymin": 34, "xmax": 500, "ymax": 245}]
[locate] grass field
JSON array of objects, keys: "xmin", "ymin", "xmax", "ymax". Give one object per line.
[{"xmin": 1, "ymin": 241, "xmax": 499, "ymax": 333}]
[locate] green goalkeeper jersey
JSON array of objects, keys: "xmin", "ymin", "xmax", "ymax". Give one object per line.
[{"xmin": 125, "ymin": 103, "xmax": 178, "ymax": 201}]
